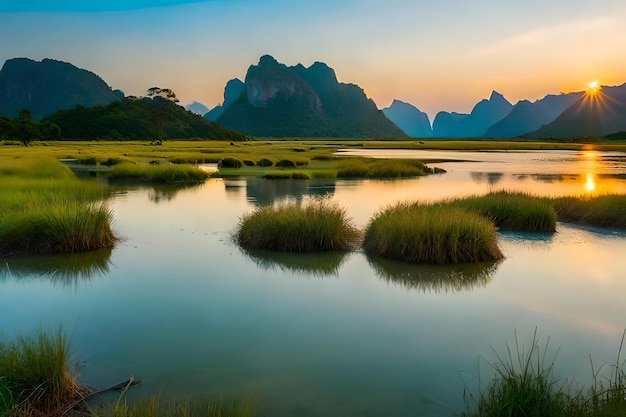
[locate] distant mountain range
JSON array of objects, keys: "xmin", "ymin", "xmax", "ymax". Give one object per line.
[
  {"xmin": 432, "ymin": 91, "xmax": 513, "ymax": 138},
  {"xmin": 184, "ymin": 101, "xmax": 210, "ymax": 116},
  {"xmin": 389, "ymin": 86, "xmax": 626, "ymax": 139},
  {"xmin": 0, "ymin": 58, "xmax": 124, "ymax": 120},
  {"xmin": 206, "ymin": 55, "xmax": 406, "ymax": 138},
  {"xmin": 382, "ymin": 100, "xmax": 432, "ymax": 138},
  {"xmin": 1, "ymin": 56, "xmax": 625, "ymax": 140}
]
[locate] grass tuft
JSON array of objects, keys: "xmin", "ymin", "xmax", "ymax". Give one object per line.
[
  {"xmin": 553, "ymin": 194, "xmax": 626, "ymax": 229},
  {"xmin": 0, "ymin": 327, "xmax": 86, "ymax": 416},
  {"xmin": 453, "ymin": 191, "xmax": 557, "ymax": 232},
  {"xmin": 364, "ymin": 202, "xmax": 504, "ymax": 264},
  {"xmin": 108, "ymin": 162, "xmax": 209, "ymax": 183},
  {"xmin": 235, "ymin": 198, "xmax": 360, "ymax": 253}
]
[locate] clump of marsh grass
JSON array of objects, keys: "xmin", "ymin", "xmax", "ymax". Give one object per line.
[
  {"xmin": 553, "ymin": 194, "xmax": 626, "ymax": 229},
  {"xmin": 0, "ymin": 157, "xmax": 116, "ymax": 256},
  {"xmin": 462, "ymin": 330, "xmax": 626, "ymax": 417},
  {"xmin": 364, "ymin": 202, "xmax": 503, "ymax": 264},
  {"xmin": 91, "ymin": 394, "xmax": 254, "ymax": 417},
  {"xmin": 0, "ymin": 327, "xmax": 87, "ymax": 416},
  {"xmin": 336, "ymin": 158, "xmax": 440, "ymax": 178},
  {"xmin": 235, "ymin": 198, "xmax": 360, "ymax": 253},
  {"xmin": 453, "ymin": 191, "xmax": 557, "ymax": 232},
  {"xmin": 108, "ymin": 162, "xmax": 209, "ymax": 183},
  {"xmin": 462, "ymin": 330, "xmax": 571, "ymax": 417}
]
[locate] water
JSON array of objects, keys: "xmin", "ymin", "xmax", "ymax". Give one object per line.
[{"xmin": 2, "ymin": 149, "xmax": 626, "ymax": 416}]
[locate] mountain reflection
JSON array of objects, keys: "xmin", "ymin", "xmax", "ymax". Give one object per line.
[
  {"xmin": 239, "ymin": 247, "xmax": 348, "ymax": 278},
  {"xmin": 367, "ymin": 256, "xmax": 500, "ymax": 293},
  {"xmin": 0, "ymin": 247, "xmax": 113, "ymax": 289}
]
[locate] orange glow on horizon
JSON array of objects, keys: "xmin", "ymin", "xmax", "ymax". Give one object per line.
[{"xmin": 586, "ymin": 80, "xmax": 600, "ymax": 95}]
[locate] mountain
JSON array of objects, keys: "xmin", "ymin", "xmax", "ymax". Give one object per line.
[
  {"xmin": 44, "ymin": 96, "xmax": 248, "ymax": 141},
  {"xmin": 0, "ymin": 58, "xmax": 124, "ymax": 120},
  {"xmin": 528, "ymin": 83, "xmax": 626, "ymax": 138},
  {"xmin": 432, "ymin": 91, "xmax": 513, "ymax": 138},
  {"xmin": 184, "ymin": 101, "xmax": 210, "ymax": 115},
  {"xmin": 214, "ymin": 55, "xmax": 406, "ymax": 138},
  {"xmin": 484, "ymin": 92, "xmax": 583, "ymax": 138},
  {"xmin": 382, "ymin": 100, "xmax": 432, "ymax": 138},
  {"xmin": 204, "ymin": 78, "xmax": 245, "ymax": 121}
]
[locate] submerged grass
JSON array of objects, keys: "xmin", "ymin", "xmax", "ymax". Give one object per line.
[
  {"xmin": 108, "ymin": 162, "xmax": 209, "ymax": 183},
  {"xmin": 235, "ymin": 198, "xmax": 360, "ymax": 252},
  {"xmin": 364, "ymin": 202, "xmax": 504, "ymax": 264},
  {"xmin": 92, "ymin": 394, "xmax": 254, "ymax": 417},
  {"xmin": 453, "ymin": 191, "xmax": 557, "ymax": 232},
  {"xmin": 0, "ymin": 156, "xmax": 116, "ymax": 256}
]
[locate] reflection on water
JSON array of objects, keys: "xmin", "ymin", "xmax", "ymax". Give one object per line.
[
  {"xmin": 367, "ymin": 256, "xmax": 499, "ymax": 293},
  {"xmin": 110, "ymin": 183, "xmax": 204, "ymax": 204},
  {"xmin": 0, "ymin": 247, "xmax": 113, "ymax": 289},
  {"xmin": 240, "ymin": 248, "xmax": 348, "ymax": 277},
  {"xmin": 470, "ymin": 172, "xmax": 504, "ymax": 185},
  {"xmin": 245, "ymin": 177, "xmax": 336, "ymax": 206}
]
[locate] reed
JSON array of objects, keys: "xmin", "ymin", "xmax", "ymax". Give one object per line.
[
  {"xmin": 553, "ymin": 194, "xmax": 626, "ymax": 229},
  {"xmin": 364, "ymin": 202, "xmax": 503, "ymax": 264},
  {"xmin": 235, "ymin": 198, "xmax": 360, "ymax": 252},
  {"xmin": 453, "ymin": 191, "xmax": 557, "ymax": 232},
  {"xmin": 108, "ymin": 162, "xmax": 209, "ymax": 183},
  {"xmin": 0, "ymin": 327, "xmax": 86, "ymax": 416},
  {"xmin": 462, "ymin": 330, "xmax": 572, "ymax": 417}
]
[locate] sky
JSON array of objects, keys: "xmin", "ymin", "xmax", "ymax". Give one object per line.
[{"xmin": 1, "ymin": 0, "xmax": 626, "ymax": 120}]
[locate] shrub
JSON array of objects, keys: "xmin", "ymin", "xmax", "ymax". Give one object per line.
[
  {"xmin": 275, "ymin": 159, "xmax": 297, "ymax": 168},
  {"xmin": 364, "ymin": 202, "xmax": 503, "ymax": 264},
  {"xmin": 257, "ymin": 158, "xmax": 274, "ymax": 167},
  {"xmin": 217, "ymin": 157, "xmax": 244, "ymax": 168}
]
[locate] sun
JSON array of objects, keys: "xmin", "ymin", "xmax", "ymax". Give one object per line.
[{"xmin": 587, "ymin": 80, "xmax": 600, "ymax": 94}]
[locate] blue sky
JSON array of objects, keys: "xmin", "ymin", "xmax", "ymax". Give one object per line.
[{"xmin": 1, "ymin": 0, "xmax": 625, "ymax": 119}]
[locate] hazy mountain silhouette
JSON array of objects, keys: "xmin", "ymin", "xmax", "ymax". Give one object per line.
[
  {"xmin": 204, "ymin": 78, "xmax": 245, "ymax": 121},
  {"xmin": 184, "ymin": 101, "xmax": 210, "ymax": 115},
  {"xmin": 0, "ymin": 58, "xmax": 123, "ymax": 120},
  {"xmin": 432, "ymin": 91, "xmax": 512, "ymax": 137},
  {"xmin": 382, "ymin": 100, "xmax": 432, "ymax": 138},
  {"xmin": 484, "ymin": 92, "xmax": 583, "ymax": 138},
  {"xmin": 215, "ymin": 55, "xmax": 406, "ymax": 138},
  {"xmin": 527, "ymin": 83, "xmax": 626, "ymax": 138}
]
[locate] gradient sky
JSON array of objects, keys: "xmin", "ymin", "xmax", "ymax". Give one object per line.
[{"xmin": 1, "ymin": 0, "xmax": 625, "ymax": 120}]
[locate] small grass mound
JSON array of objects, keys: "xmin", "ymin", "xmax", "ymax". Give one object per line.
[
  {"xmin": 454, "ymin": 191, "xmax": 557, "ymax": 232},
  {"xmin": 364, "ymin": 202, "xmax": 503, "ymax": 264},
  {"xmin": 0, "ymin": 157, "xmax": 116, "ymax": 256},
  {"xmin": 108, "ymin": 162, "xmax": 209, "ymax": 183},
  {"xmin": 0, "ymin": 327, "xmax": 86, "ymax": 416},
  {"xmin": 235, "ymin": 198, "xmax": 360, "ymax": 253},
  {"xmin": 553, "ymin": 194, "xmax": 626, "ymax": 229},
  {"xmin": 218, "ymin": 157, "xmax": 244, "ymax": 168},
  {"xmin": 336, "ymin": 158, "xmax": 442, "ymax": 178}
]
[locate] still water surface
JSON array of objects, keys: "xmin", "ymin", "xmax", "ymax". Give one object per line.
[{"xmin": 2, "ymin": 149, "xmax": 626, "ymax": 416}]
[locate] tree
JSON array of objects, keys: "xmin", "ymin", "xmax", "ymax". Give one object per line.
[
  {"xmin": 11, "ymin": 109, "xmax": 42, "ymax": 146},
  {"xmin": 146, "ymin": 87, "xmax": 180, "ymax": 141}
]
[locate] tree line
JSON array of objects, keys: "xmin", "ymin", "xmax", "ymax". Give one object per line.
[{"xmin": 0, "ymin": 109, "xmax": 60, "ymax": 146}]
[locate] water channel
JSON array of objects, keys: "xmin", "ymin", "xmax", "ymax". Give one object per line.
[{"xmin": 2, "ymin": 149, "xmax": 626, "ymax": 416}]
